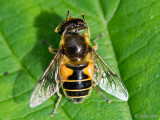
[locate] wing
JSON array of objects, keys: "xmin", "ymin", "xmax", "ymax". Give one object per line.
[
  {"xmin": 92, "ymin": 48, "xmax": 129, "ymax": 101},
  {"xmin": 30, "ymin": 50, "xmax": 61, "ymax": 108}
]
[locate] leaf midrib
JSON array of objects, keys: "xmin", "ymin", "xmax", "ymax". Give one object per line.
[{"xmin": 97, "ymin": 0, "xmax": 132, "ymax": 120}]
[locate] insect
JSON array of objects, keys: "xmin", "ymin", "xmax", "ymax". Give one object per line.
[{"xmin": 30, "ymin": 10, "xmax": 129, "ymax": 117}]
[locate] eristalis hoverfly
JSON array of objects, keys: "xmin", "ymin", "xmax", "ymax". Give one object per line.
[{"xmin": 30, "ymin": 10, "xmax": 129, "ymax": 117}]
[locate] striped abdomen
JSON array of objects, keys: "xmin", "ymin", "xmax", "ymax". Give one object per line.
[{"xmin": 60, "ymin": 63, "xmax": 94, "ymax": 103}]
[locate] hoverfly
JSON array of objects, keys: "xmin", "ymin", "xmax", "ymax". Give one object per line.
[{"xmin": 30, "ymin": 10, "xmax": 129, "ymax": 117}]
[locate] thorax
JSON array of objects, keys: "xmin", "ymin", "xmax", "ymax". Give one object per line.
[{"xmin": 60, "ymin": 33, "xmax": 90, "ymax": 62}]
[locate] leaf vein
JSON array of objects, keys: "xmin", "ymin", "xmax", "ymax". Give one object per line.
[{"xmin": 119, "ymin": 30, "xmax": 160, "ymax": 63}]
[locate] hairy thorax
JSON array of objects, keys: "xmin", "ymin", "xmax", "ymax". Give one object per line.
[{"xmin": 63, "ymin": 33, "xmax": 88, "ymax": 61}]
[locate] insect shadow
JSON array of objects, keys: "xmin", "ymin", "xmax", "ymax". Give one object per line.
[{"xmin": 12, "ymin": 11, "xmax": 63, "ymax": 104}]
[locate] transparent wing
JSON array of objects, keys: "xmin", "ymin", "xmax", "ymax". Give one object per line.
[
  {"xmin": 92, "ymin": 48, "xmax": 129, "ymax": 101},
  {"xmin": 30, "ymin": 50, "xmax": 61, "ymax": 108}
]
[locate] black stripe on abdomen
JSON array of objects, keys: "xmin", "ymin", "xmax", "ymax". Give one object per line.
[
  {"xmin": 65, "ymin": 89, "xmax": 89, "ymax": 96},
  {"xmin": 66, "ymin": 64, "xmax": 89, "ymax": 80},
  {"xmin": 63, "ymin": 80, "xmax": 92, "ymax": 89}
]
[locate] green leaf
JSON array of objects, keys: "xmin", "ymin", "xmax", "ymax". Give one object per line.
[
  {"xmin": 0, "ymin": 0, "xmax": 159, "ymax": 120},
  {"xmin": 108, "ymin": 0, "xmax": 160, "ymax": 120}
]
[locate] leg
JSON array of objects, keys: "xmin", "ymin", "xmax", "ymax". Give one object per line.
[
  {"xmin": 41, "ymin": 39, "xmax": 58, "ymax": 54},
  {"xmin": 55, "ymin": 23, "xmax": 63, "ymax": 34},
  {"xmin": 92, "ymin": 33, "xmax": 103, "ymax": 50},
  {"xmin": 48, "ymin": 46, "xmax": 58, "ymax": 54},
  {"xmin": 93, "ymin": 83, "xmax": 111, "ymax": 103},
  {"xmin": 50, "ymin": 81, "xmax": 62, "ymax": 117},
  {"xmin": 81, "ymin": 14, "xmax": 90, "ymax": 39}
]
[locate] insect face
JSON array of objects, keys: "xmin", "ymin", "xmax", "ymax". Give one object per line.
[
  {"xmin": 60, "ymin": 18, "xmax": 86, "ymax": 34},
  {"xmin": 55, "ymin": 10, "xmax": 87, "ymax": 35}
]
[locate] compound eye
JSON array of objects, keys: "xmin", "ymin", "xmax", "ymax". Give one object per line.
[
  {"xmin": 77, "ymin": 19, "xmax": 85, "ymax": 26},
  {"xmin": 60, "ymin": 19, "xmax": 86, "ymax": 34}
]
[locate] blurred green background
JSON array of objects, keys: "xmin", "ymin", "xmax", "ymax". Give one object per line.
[{"xmin": 0, "ymin": 0, "xmax": 159, "ymax": 120}]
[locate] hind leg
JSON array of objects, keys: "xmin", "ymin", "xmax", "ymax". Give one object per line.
[
  {"xmin": 93, "ymin": 83, "xmax": 111, "ymax": 103},
  {"xmin": 50, "ymin": 80, "xmax": 62, "ymax": 117}
]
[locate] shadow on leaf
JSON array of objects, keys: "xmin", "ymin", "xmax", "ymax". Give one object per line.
[{"xmin": 12, "ymin": 11, "xmax": 63, "ymax": 104}]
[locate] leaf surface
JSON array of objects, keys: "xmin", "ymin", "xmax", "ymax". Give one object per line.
[
  {"xmin": 108, "ymin": 0, "xmax": 160, "ymax": 119},
  {"xmin": 0, "ymin": 0, "xmax": 159, "ymax": 120}
]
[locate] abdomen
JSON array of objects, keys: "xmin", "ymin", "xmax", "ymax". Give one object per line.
[{"xmin": 60, "ymin": 62, "xmax": 94, "ymax": 103}]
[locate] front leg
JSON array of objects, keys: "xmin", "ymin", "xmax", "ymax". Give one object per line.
[
  {"xmin": 48, "ymin": 46, "xmax": 58, "ymax": 54},
  {"xmin": 41, "ymin": 39, "xmax": 58, "ymax": 54},
  {"xmin": 92, "ymin": 33, "xmax": 103, "ymax": 50}
]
